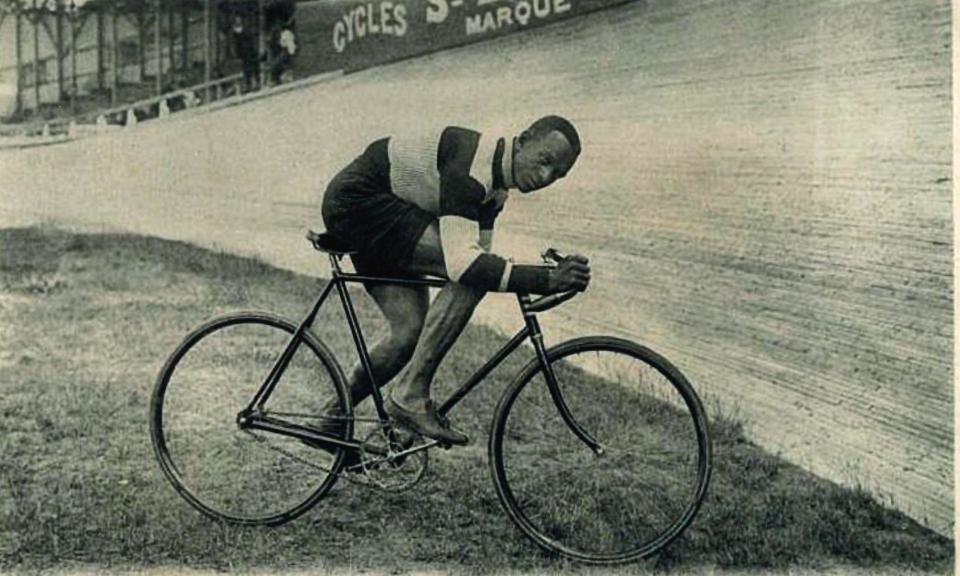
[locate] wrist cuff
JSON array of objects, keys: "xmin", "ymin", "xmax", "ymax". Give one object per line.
[{"xmin": 507, "ymin": 265, "xmax": 551, "ymax": 294}]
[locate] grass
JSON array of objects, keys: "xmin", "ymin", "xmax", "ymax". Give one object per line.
[{"xmin": 0, "ymin": 225, "xmax": 953, "ymax": 575}]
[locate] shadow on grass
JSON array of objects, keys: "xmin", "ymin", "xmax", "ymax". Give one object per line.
[{"xmin": 0, "ymin": 226, "xmax": 952, "ymax": 574}]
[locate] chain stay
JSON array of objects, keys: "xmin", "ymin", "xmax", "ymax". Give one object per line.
[{"xmin": 242, "ymin": 428, "xmax": 433, "ymax": 491}]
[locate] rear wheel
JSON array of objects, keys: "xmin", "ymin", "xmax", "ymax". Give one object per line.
[
  {"xmin": 490, "ymin": 336, "xmax": 711, "ymax": 563},
  {"xmin": 150, "ymin": 311, "xmax": 351, "ymax": 525}
]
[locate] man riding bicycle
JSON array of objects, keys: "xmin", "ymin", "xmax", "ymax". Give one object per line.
[{"xmin": 319, "ymin": 115, "xmax": 590, "ymax": 446}]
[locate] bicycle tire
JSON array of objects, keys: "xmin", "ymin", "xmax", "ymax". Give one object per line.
[
  {"xmin": 150, "ymin": 311, "xmax": 352, "ymax": 526},
  {"xmin": 489, "ymin": 336, "xmax": 711, "ymax": 563}
]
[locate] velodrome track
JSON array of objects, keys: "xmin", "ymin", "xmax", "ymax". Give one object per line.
[{"xmin": 0, "ymin": 0, "xmax": 952, "ymax": 535}]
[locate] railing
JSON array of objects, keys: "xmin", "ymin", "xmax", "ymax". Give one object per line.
[{"xmin": 0, "ymin": 72, "xmax": 246, "ymax": 142}]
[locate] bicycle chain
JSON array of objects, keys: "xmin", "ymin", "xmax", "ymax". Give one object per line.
[
  {"xmin": 241, "ymin": 429, "xmax": 426, "ymax": 491},
  {"xmin": 241, "ymin": 429, "xmax": 377, "ymax": 488}
]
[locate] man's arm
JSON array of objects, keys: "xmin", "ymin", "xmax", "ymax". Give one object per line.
[{"xmin": 435, "ymin": 216, "xmax": 589, "ymax": 294}]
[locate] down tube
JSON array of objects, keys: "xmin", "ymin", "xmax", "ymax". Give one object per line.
[{"xmin": 438, "ymin": 327, "xmax": 531, "ymax": 417}]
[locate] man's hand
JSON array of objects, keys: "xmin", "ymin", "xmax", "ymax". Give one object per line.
[{"xmin": 547, "ymin": 254, "xmax": 591, "ymax": 293}]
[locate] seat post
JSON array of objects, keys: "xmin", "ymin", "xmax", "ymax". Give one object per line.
[{"xmin": 328, "ymin": 253, "xmax": 343, "ymax": 275}]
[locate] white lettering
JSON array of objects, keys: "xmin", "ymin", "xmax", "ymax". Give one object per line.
[
  {"xmin": 356, "ymin": 5, "xmax": 367, "ymax": 36},
  {"xmin": 514, "ymin": 0, "xmax": 531, "ymax": 25},
  {"xmin": 426, "ymin": 0, "xmax": 448, "ymax": 23},
  {"xmin": 394, "ymin": 3, "xmax": 408, "ymax": 35},
  {"xmin": 335, "ymin": 2, "xmax": 410, "ymax": 49},
  {"xmin": 465, "ymin": 0, "xmax": 576, "ymax": 35},
  {"xmin": 367, "ymin": 3, "xmax": 380, "ymax": 33},
  {"xmin": 343, "ymin": 12, "xmax": 354, "ymax": 42},
  {"xmin": 333, "ymin": 20, "xmax": 346, "ymax": 52},
  {"xmin": 533, "ymin": 0, "xmax": 549, "ymax": 18},
  {"xmin": 496, "ymin": 6, "xmax": 513, "ymax": 27},
  {"xmin": 465, "ymin": 13, "xmax": 483, "ymax": 34},
  {"xmin": 482, "ymin": 11, "xmax": 497, "ymax": 32},
  {"xmin": 381, "ymin": 1, "xmax": 394, "ymax": 34}
]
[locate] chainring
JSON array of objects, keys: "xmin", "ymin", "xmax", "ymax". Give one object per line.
[{"xmin": 355, "ymin": 425, "xmax": 429, "ymax": 492}]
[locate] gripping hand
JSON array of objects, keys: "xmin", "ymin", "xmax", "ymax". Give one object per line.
[{"xmin": 546, "ymin": 253, "xmax": 591, "ymax": 294}]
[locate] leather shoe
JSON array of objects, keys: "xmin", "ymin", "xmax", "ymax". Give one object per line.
[{"xmin": 385, "ymin": 395, "xmax": 469, "ymax": 446}]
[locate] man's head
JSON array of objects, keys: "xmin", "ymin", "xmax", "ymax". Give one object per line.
[{"xmin": 512, "ymin": 115, "xmax": 581, "ymax": 193}]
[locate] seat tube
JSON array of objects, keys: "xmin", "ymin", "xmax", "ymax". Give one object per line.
[{"xmin": 334, "ymin": 277, "xmax": 388, "ymax": 420}]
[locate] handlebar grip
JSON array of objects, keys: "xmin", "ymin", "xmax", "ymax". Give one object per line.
[{"xmin": 525, "ymin": 289, "xmax": 580, "ymax": 314}]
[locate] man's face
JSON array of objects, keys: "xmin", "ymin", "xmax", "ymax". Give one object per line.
[{"xmin": 513, "ymin": 130, "xmax": 578, "ymax": 193}]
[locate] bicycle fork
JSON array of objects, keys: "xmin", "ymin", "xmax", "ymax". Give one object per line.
[{"xmin": 518, "ymin": 295, "xmax": 606, "ymax": 457}]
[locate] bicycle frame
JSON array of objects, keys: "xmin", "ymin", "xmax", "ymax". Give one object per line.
[{"xmin": 238, "ymin": 253, "xmax": 602, "ymax": 456}]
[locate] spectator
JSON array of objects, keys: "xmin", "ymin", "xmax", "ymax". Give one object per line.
[
  {"xmin": 231, "ymin": 15, "xmax": 260, "ymax": 93},
  {"xmin": 268, "ymin": 20, "xmax": 296, "ymax": 86}
]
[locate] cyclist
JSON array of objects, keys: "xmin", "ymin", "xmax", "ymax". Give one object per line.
[{"xmin": 319, "ymin": 115, "xmax": 590, "ymax": 446}]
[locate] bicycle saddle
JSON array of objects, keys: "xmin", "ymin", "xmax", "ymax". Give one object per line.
[{"xmin": 306, "ymin": 230, "xmax": 359, "ymax": 255}]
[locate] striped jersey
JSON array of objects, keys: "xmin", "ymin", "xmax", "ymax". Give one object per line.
[{"xmin": 366, "ymin": 125, "xmax": 521, "ymax": 291}]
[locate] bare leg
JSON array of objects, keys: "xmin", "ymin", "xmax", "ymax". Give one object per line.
[
  {"xmin": 323, "ymin": 220, "xmax": 443, "ymax": 416},
  {"xmin": 391, "ymin": 220, "xmax": 487, "ymax": 407},
  {"xmin": 323, "ymin": 221, "xmax": 482, "ymax": 443},
  {"xmin": 391, "ymin": 283, "xmax": 485, "ymax": 407},
  {"xmin": 322, "ymin": 283, "xmax": 428, "ymax": 412}
]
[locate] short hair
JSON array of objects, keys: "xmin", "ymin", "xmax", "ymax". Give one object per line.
[{"xmin": 525, "ymin": 115, "xmax": 581, "ymax": 156}]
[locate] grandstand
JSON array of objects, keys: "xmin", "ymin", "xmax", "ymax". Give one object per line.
[
  {"xmin": 0, "ymin": 0, "xmax": 298, "ymax": 133},
  {"xmin": 0, "ymin": 0, "xmax": 629, "ymax": 141}
]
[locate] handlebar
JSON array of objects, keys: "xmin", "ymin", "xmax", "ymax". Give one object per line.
[
  {"xmin": 525, "ymin": 289, "xmax": 580, "ymax": 313},
  {"xmin": 522, "ymin": 248, "xmax": 582, "ymax": 313}
]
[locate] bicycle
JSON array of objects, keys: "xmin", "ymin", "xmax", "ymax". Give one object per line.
[{"xmin": 149, "ymin": 231, "xmax": 712, "ymax": 564}]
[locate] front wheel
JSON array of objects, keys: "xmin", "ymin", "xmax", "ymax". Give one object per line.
[
  {"xmin": 489, "ymin": 336, "xmax": 711, "ymax": 564},
  {"xmin": 150, "ymin": 311, "xmax": 351, "ymax": 526}
]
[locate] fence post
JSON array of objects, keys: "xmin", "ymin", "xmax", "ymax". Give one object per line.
[
  {"xmin": 155, "ymin": 0, "xmax": 162, "ymax": 96},
  {"xmin": 111, "ymin": 1, "xmax": 118, "ymax": 107},
  {"xmin": 56, "ymin": 0, "xmax": 65, "ymax": 103},
  {"xmin": 180, "ymin": 0, "xmax": 188, "ymax": 72},
  {"xmin": 70, "ymin": 4, "xmax": 78, "ymax": 115},
  {"xmin": 32, "ymin": 0, "xmax": 40, "ymax": 115},
  {"xmin": 257, "ymin": 0, "xmax": 265, "ymax": 89},
  {"xmin": 203, "ymin": 0, "xmax": 210, "ymax": 102},
  {"xmin": 15, "ymin": 6, "xmax": 22, "ymax": 117}
]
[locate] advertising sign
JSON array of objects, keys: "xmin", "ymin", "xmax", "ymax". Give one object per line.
[{"xmin": 295, "ymin": 0, "xmax": 634, "ymax": 74}]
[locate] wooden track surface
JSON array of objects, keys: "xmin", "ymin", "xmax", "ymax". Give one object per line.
[{"xmin": 1, "ymin": 0, "xmax": 951, "ymax": 535}]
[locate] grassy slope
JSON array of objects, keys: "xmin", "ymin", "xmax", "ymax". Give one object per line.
[{"xmin": 0, "ymin": 226, "xmax": 952, "ymax": 575}]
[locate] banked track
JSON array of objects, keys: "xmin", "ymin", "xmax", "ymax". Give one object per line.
[{"xmin": 0, "ymin": 0, "xmax": 951, "ymax": 535}]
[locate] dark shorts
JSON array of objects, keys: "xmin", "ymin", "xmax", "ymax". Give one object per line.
[{"xmin": 321, "ymin": 157, "xmax": 433, "ymax": 277}]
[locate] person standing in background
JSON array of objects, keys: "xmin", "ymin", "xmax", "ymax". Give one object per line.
[
  {"xmin": 231, "ymin": 15, "xmax": 260, "ymax": 93},
  {"xmin": 269, "ymin": 19, "xmax": 297, "ymax": 85}
]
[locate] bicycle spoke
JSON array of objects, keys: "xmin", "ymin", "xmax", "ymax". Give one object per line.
[
  {"xmin": 151, "ymin": 314, "xmax": 350, "ymax": 525},
  {"xmin": 491, "ymin": 339, "xmax": 710, "ymax": 562}
]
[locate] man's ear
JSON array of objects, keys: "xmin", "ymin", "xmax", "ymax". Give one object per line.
[{"xmin": 517, "ymin": 128, "xmax": 532, "ymax": 146}]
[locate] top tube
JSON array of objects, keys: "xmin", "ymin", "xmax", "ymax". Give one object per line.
[
  {"xmin": 336, "ymin": 272, "xmax": 449, "ymax": 289},
  {"xmin": 329, "ymin": 255, "xmax": 580, "ymax": 312}
]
